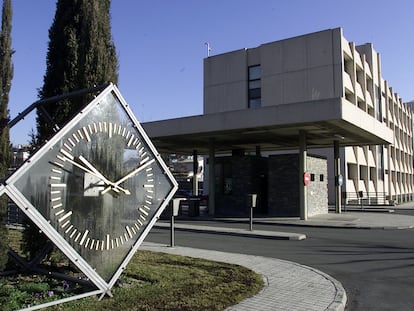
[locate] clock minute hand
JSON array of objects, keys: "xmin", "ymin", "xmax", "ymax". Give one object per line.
[
  {"xmin": 77, "ymin": 155, "xmax": 131, "ymax": 195},
  {"xmin": 101, "ymin": 158, "xmax": 156, "ymax": 195}
]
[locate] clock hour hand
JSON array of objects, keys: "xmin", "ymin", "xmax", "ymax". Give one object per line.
[
  {"xmin": 77, "ymin": 155, "xmax": 131, "ymax": 195},
  {"xmin": 101, "ymin": 158, "xmax": 156, "ymax": 195}
]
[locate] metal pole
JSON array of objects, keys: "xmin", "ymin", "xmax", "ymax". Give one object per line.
[
  {"xmin": 170, "ymin": 213, "xmax": 175, "ymax": 247},
  {"xmin": 249, "ymin": 205, "xmax": 253, "ymax": 231}
]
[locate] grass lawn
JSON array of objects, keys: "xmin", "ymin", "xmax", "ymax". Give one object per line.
[{"xmin": 1, "ymin": 229, "xmax": 263, "ymax": 310}]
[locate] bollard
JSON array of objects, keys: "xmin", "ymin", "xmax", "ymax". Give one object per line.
[
  {"xmin": 248, "ymin": 194, "xmax": 257, "ymax": 231},
  {"xmin": 170, "ymin": 198, "xmax": 181, "ymax": 247}
]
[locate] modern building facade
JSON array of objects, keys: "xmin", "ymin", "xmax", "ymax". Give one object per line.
[
  {"xmin": 143, "ymin": 28, "xmax": 409, "ymax": 219},
  {"xmin": 203, "ymin": 27, "xmax": 413, "ymax": 207}
]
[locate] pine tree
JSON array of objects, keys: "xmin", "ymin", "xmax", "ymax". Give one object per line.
[
  {"xmin": 25, "ymin": 0, "xmax": 119, "ymax": 259},
  {"xmin": 0, "ymin": 0, "xmax": 13, "ymax": 271}
]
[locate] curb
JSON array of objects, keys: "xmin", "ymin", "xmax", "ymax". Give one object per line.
[{"xmin": 154, "ymin": 222, "xmax": 307, "ymax": 240}]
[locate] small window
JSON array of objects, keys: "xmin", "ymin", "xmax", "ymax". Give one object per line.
[
  {"xmin": 248, "ymin": 65, "xmax": 261, "ymax": 109},
  {"xmin": 320, "ymin": 174, "xmax": 324, "ymax": 182},
  {"xmin": 310, "ymin": 174, "xmax": 315, "ymax": 181}
]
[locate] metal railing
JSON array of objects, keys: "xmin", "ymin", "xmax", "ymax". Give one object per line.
[{"xmin": 343, "ymin": 191, "xmax": 390, "ymax": 206}]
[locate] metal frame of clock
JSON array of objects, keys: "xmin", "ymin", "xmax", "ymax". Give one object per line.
[{"xmin": 1, "ymin": 83, "xmax": 178, "ymax": 307}]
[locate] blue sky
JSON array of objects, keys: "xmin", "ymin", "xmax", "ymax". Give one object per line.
[{"xmin": 5, "ymin": 0, "xmax": 414, "ymax": 145}]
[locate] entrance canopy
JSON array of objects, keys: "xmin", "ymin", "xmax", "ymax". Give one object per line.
[{"xmin": 143, "ymin": 98, "xmax": 393, "ymax": 154}]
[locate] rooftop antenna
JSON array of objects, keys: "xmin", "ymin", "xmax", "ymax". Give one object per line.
[{"xmin": 204, "ymin": 42, "xmax": 211, "ymax": 57}]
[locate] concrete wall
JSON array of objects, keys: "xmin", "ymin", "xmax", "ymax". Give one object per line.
[
  {"xmin": 204, "ymin": 28, "xmax": 343, "ymax": 114},
  {"xmin": 204, "ymin": 49, "xmax": 248, "ymax": 114}
]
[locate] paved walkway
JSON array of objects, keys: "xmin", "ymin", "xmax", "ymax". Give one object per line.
[
  {"xmin": 141, "ymin": 242, "xmax": 346, "ymax": 311},
  {"xmin": 149, "ymin": 206, "xmax": 414, "ymax": 310}
]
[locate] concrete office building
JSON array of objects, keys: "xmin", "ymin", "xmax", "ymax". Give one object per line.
[{"xmin": 144, "ymin": 28, "xmax": 411, "ymax": 219}]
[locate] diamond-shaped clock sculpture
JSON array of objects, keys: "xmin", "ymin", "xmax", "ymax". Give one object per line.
[{"xmin": 3, "ymin": 83, "xmax": 178, "ymax": 297}]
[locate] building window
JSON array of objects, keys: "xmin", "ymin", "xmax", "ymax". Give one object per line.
[{"xmin": 248, "ymin": 65, "xmax": 261, "ymax": 108}]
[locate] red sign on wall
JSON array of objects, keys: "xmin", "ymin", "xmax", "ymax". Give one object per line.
[{"xmin": 303, "ymin": 172, "xmax": 311, "ymax": 186}]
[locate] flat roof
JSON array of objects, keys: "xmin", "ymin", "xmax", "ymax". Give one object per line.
[{"xmin": 143, "ymin": 98, "xmax": 393, "ymax": 154}]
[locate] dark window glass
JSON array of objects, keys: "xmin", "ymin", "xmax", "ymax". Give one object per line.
[
  {"xmin": 249, "ymin": 66, "xmax": 261, "ymax": 80},
  {"xmin": 248, "ymin": 65, "xmax": 261, "ymax": 108}
]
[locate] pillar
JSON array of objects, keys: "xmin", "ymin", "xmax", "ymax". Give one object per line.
[
  {"xmin": 192, "ymin": 150, "xmax": 198, "ymax": 196},
  {"xmin": 208, "ymin": 143, "xmax": 215, "ymax": 216},
  {"xmin": 334, "ymin": 140, "xmax": 342, "ymax": 213},
  {"xmin": 299, "ymin": 130, "xmax": 308, "ymax": 220}
]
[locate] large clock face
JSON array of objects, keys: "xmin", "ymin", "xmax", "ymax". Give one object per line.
[{"xmin": 6, "ymin": 85, "xmax": 177, "ymax": 284}]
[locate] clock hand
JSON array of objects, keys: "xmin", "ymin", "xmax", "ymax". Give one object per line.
[
  {"xmin": 101, "ymin": 158, "xmax": 156, "ymax": 195},
  {"xmin": 78, "ymin": 155, "xmax": 130, "ymax": 195},
  {"xmin": 61, "ymin": 155, "xmax": 130, "ymax": 195}
]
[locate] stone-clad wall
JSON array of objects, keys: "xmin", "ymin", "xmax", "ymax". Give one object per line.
[
  {"xmin": 268, "ymin": 154, "xmax": 328, "ymax": 217},
  {"xmin": 214, "ymin": 154, "xmax": 327, "ymax": 217},
  {"xmin": 306, "ymin": 155, "xmax": 328, "ymax": 217}
]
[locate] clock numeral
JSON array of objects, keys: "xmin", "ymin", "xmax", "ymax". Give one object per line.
[
  {"xmin": 108, "ymin": 123, "xmax": 113, "ymax": 138},
  {"xmin": 80, "ymin": 230, "xmax": 89, "ymax": 246},
  {"xmin": 67, "ymin": 137, "xmax": 76, "ymax": 147},
  {"xmin": 70, "ymin": 228, "xmax": 77, "ymax": 238},
  {"xmin": 60, "ymin": 148, "xmax": 74, "ymax": 160},
  {"xmin": 52, "ymin": 203, "xmax": 63, "ymax": 209},
  {"xmin": 51, "ymin": 183, "xmax": 67, "ymax": 188},
  {"xmin": 51, "ymin": 168, "xmax": 62, "ymax": 174},
  {"xmin": 131, "ymin": 226, "xmax": 137, "ymax": 235},
  {"xmin": 74, "ymin": 232, "xmax": 82, "ymax": 243},
  {"xmin": 139, "ymin": 208, "xmax": 149, "ymax": 217},
  {"xmin": 82, "ymin": 127, "xmax": 91, "ymax": 142},
  {"xmin": 72, "ymin": 132, "xmax": 80, "ymax": 143},
  {"xmin": 55, "ymin": 209, "xmax": 65, "ymax": 216},
  {"xmin": 63, "ymin": 142, "xmax": 73, "ymax": 151},
  {"xmin": 106, "ymin": 234, "xmax": 111, "ymax": 250},
  {"xmin": 126, "ymin": 226, "xmax": 133, "ymax": 239},
  {"xmin": 65, "ymin": 224, "xmax": 74, "ymax": 234},
  {"xmin": 58, "ymin": 211, "xmax": 73, "ymax": 223},
  {"xmin": 77, "ymin": 129, "xmax": 84, "ymax": 140},
  {"xmin": 127, "ymin": 135, "xmax": 135, "ymax": 147}
]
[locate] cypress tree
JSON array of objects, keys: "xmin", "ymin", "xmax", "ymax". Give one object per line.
[
  {"xmin": 37, "ymin": 0, "xmax": 118, "ymax": 142},
  {"xmin": 0, "ymin": 0, "xmax": 13, "ymax": 271},
  {"xmin": 25, "ymin": 0, "xmax": 119, "ymax": 259}
]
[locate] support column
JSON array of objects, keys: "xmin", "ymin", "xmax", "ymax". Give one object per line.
[
  {"xmin": 208, "ymin": 143, "xmax": 215, "ymax": 216},
  {"xmin": 334, "ymin": 140, "xmax": 342, "ymax": 213},
  {"xmin": 299, "ymin": 131, "xmax": 308, "ymax": 220},
  {"xmin": 192, "ymin": 150, "xmax": 198, "ymax": 196}
]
